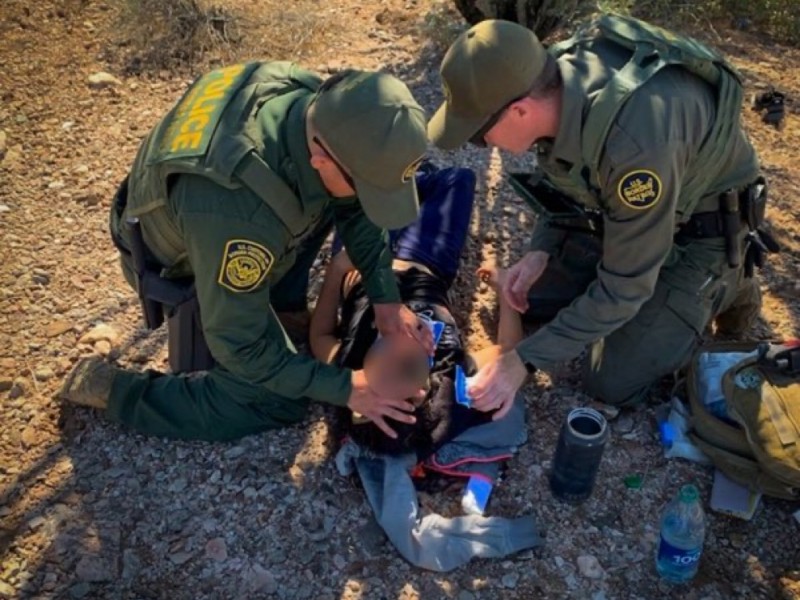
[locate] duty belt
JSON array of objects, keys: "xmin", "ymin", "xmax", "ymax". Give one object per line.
[{"xmin": 675, "ymin": 178, "xmax": 780, "ymax": 276}]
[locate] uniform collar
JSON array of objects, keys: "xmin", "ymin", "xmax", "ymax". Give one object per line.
[
  {"xmin": 285, "ymin": 94, "xmax": 335, "ymax": 203},
  {"xmin": 536, "ymin": 60, "xmax": 586, "ymax": 166}
]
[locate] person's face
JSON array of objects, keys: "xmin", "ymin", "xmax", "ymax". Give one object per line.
[
  {"xmin": 482, "ymin": 102, "xmax": 535, "ymax": 154},
  {"xmin": 310, "ymin": 136, "xmax": 357, "ymax": 198},
  {"xmin": 363, "ymin": 333, "xmax": 430, "ymax": 401}
]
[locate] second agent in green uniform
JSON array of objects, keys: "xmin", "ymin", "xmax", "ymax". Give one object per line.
[
  {"xmin": 429, "ymin": 17, "xmax": 767, "ymax": 416},
  {"xmin": 61, "ymin": 62, "xmax": 433, "ymax": 441}
]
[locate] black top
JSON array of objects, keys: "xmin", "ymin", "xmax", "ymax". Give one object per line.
[{"xmin": 335, "ymin": 268, "xmax": 491, "ymax": 458}]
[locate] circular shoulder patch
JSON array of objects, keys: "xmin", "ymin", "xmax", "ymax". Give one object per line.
[{"xmin": 617, "ymin": 169, "xmax": 663, "ymax": 210}]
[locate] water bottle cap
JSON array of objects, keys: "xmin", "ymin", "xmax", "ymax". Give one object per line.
[
  {"xmin": 679, "ymin": 484, "xmax": 700, "ymax": 503},
  {"xmin": 659, "ymin": 421, "xmax": 675, "ymax": 448}
]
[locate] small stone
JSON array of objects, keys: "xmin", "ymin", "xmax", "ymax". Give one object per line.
[
  {"xmin": 46, "ymin": 320, "xmax": 74, "ymax": 337},
  {"xmin": 168, "ymin": 478, "xmax": 188, "ymax": 493},
  {"xmin": 249, "ymin": 563, "xmax": 277, "ymax": 594},
  {"xmin": 169, "ymin": 551, "xmax": 193, "ymax": 565},
  {"xmin": 577, "ymin": 554, "xmax": 605, "ymax": 579},
  {"xmin": 0, "ymin": 378, "xmax": 13, "ymax": 392},
  {"xmin": 94, "ymin": 340, "xmax": 112, "ymax": 356},
  {"xmin": 122, "ymin": 549, "xmax": 141, "ymax": 579},
  {"xmin": 75, "ymin": 555, "xmax": 114, "ymax": 582},
  {"xmin": 27, "ymin": 516, "xmax": 46, "ymax": 529},
  {"xmin": 0, "ymin": 129, "xmax": 6, "ymax": 159},
  {"xmin": 21, "ymin": 426, "xmax": 39, "ymax": 448},
  {"xmin": 357, "ymin": 519, "xmax": 386, "ymax": 554},
  {"xmin": 205, "ymin": 538, "xmax": 227, "ymax": 561},
  {"xmin": 613, "ymin": 414, "xmax": 635, "ymax": 435},
  {"xmin": 0, "ymin": 581, "xmax": 14, "ymax": 596},
  {"xmin": 501, "ymin": 572, "xmax": 519, "ymax": 589},
  {"xmin": 598, "ymin": 404, "xmax": 620, "ymax": 420},
  {"xmin": 457, "ymin": 591, "xmax": 475, "ymax": 600},
  {"xmin": 69, "ymin": 582, "xmax": 91, "ymax": 599},
  {"xmin": 34, "ymin": 367, "xmax": 55, "ymax": 381},
  {"xmin": 79, "ymin": 324, "xmax": 120, "ymax": 345},
  {"xmin": 0, "ymin": 358, "xmax": 16, "ymax": 369},
  {"xmin": 224, "ymin": 445, "xmax": 246, "ymax": 459},
  {"xmin": 76, "ymin": 193, "xmax": 101, "ymax": 206},
  {"xmin": 332, "ymin": 554, "xmax": 346, "ymax": 570},
  {"xmin": 88, "ymin": 72, "xmax": 122, "ymax": 89},
  {"xmin": 8, "ymin": 382, "xmax": 25, "ymax": 399},
  {"xmin": 554, "ymin": 556, "xmax": 565, "ymax": 569},
  {"xmin": 0, "ymin": 204, "xmax": 9, "ymax": 213}
]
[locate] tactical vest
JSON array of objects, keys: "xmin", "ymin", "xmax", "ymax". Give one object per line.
[
  {"xmin": 124, "ymin": 61, "xmax": 321, "ymax": 271},
  {"xmin": 542, "ymin": 14, "xmax": 755, "ymax": 220}
]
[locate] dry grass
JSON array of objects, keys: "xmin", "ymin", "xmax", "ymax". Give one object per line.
[{"xmin": 112, "ymin": 0, "xmax": 341, "ymax": 72}]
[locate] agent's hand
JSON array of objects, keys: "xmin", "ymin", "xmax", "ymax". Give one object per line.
[
  {"xmin": 467, "ymin": 351, "xmax": 528, "ymax": 421},
  {"xmin": 347, "ymin": 369, "xmax": 424, "ymax": 438},
  {"xmin": 373, "ymin": 302, "xmax": 435, "ymax": 355},
  {"xmin": 502, "ymin": 250, "xmax": 549, "ymax": 313}
]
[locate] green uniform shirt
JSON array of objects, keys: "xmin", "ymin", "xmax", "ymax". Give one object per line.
[
  {"xmin": 165, "ymin": 93, "xmax": 399, "ymax": 406},
  {"xmin": 517, "ymin": 42, "xmax": 758, "ymax": 370}
]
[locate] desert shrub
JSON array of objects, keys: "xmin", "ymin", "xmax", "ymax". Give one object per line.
[
  {"xmin": 420, "ymin": 1, "xmax": 469, "ymax": 52},
  {"xmin": 114, "ymin": 0, "xmax": 340, "ymax": 72},
  {"xmin": 602, "ymin": 0, "xmax": 800, "ymax": 46},
  {"xmin": 451, "ymin": 0, "xmax": 596, "ymax": 40}
]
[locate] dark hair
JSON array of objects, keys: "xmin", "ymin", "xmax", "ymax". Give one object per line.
[
  {"xmin": 528, "ymin": 53, "xmax": 562, "ymax": 99},
  {"xmin": 317, "ymin": 69, "xmax": 359, "ymax": 94}
]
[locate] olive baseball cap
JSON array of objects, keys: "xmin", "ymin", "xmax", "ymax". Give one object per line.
[
  {"xmin": 428, "ymin": 20, "xmax": 548, "ymax": 149},
  {"xmin": 312, "ymin": 71, "xmax": 428, "ymax": 230}
]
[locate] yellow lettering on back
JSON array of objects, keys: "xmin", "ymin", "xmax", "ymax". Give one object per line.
[
  {"xmin": 171, "ymin": 131, "xmax": 203, "ymax": 152},
  {"xmin": 162, "ymin": 63, "xmax": 249, "ymax": 155}
]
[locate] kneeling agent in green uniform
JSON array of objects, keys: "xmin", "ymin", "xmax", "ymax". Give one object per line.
[
  {"xmin": 429, "ymin": 17, "xmax": 774, "ymax": 418},
  {"xmin": 60, "ymin": 62, "xmax": 434, "ymax": 441}
]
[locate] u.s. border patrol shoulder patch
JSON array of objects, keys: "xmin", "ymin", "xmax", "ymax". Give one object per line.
[
  {"xmin": 218, "ymin": 239, "xmax": 273, "ymax": 293},
  {"xmin": 617, "ymin": 169, "xmax": 663, "ymax": 210}
]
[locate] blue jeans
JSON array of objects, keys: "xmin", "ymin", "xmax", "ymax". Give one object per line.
[{"xmin": 334, "ymin": 165, "xmax": 476, "ymax": 287}]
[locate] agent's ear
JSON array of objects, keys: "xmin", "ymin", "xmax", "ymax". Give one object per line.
[{"xmin": 309, "ymin": 152, "xmax": 330, "ymax": 172}]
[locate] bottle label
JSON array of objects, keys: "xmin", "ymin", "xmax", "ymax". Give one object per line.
[{"xmin": 657, "ymin": 535, "xmax": 701, "ymax": 567}]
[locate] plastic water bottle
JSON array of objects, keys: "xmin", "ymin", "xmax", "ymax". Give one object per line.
[{"xmin": 655, "ymin": 484, "xmax": 706, "ymax": 583}]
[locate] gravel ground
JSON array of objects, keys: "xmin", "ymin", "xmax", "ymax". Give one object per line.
[{"xmin": 1, "ymin": 1, "xmax": 799, "ymax": 598}]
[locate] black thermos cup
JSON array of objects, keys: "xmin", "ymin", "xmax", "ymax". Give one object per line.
[{"xmin": 549, "ymin": 407, "xmax": 609, "ymax": 504}]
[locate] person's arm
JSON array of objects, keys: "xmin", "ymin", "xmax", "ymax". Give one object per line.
[
  {"xmin": 174, "ymin": 186, "xmax": 353, "ymax": 406},
  {"xmin": 333, "ymin": 198, "xmax": 433, "ymax": 351},
  {"xmin": 469, "ymin": 74, "xmax": 712, "ymax": 414},
  {"xmin": 470, "ymin": 265, "xmax": 524, "ymax": 368},
  {"xmin": 332, "ymin": 197, "xmax": 400, "ymax": 304},
  {"xmin": 516, "ymin": 74, "xmax": 711, "ymax": 372},
  {"xmin": 309, "ymin": 251, "xmax": 354, "ymax": 364}
]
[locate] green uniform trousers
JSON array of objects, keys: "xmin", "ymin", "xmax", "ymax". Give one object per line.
[
  {"xmin": 527, "ymin": 232, "xmax": 760, "ymax": 406},
  {"xmin": 107, "ymin": 217, "xmax": 333, "ymax": 441}
]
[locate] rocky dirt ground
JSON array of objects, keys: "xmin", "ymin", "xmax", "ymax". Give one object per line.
[{"xmin": 1, "ymin": 0, "xmax": 799, "ymax": 599}]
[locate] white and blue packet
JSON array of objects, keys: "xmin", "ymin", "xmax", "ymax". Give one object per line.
[
  {"xmin": 416, "ymin": 314, "xmax": 474, "ymax": 408},
  {"xmin": 418, "ymin": 315, "xmax": 491, "ymax": 514}
]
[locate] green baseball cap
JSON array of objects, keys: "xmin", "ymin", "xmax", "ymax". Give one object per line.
[
  {"xmin": 428, "ymin": 20, "xmax": 548, "ymax": 149},
  {"xmin": 312, "ymin": 70, "xmax": 428, "ymax": 230}
]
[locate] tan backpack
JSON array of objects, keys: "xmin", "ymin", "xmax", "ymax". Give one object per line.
[{"xmin": 686, "ymin": 340, "xmax": 800, "ymax": 500}]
